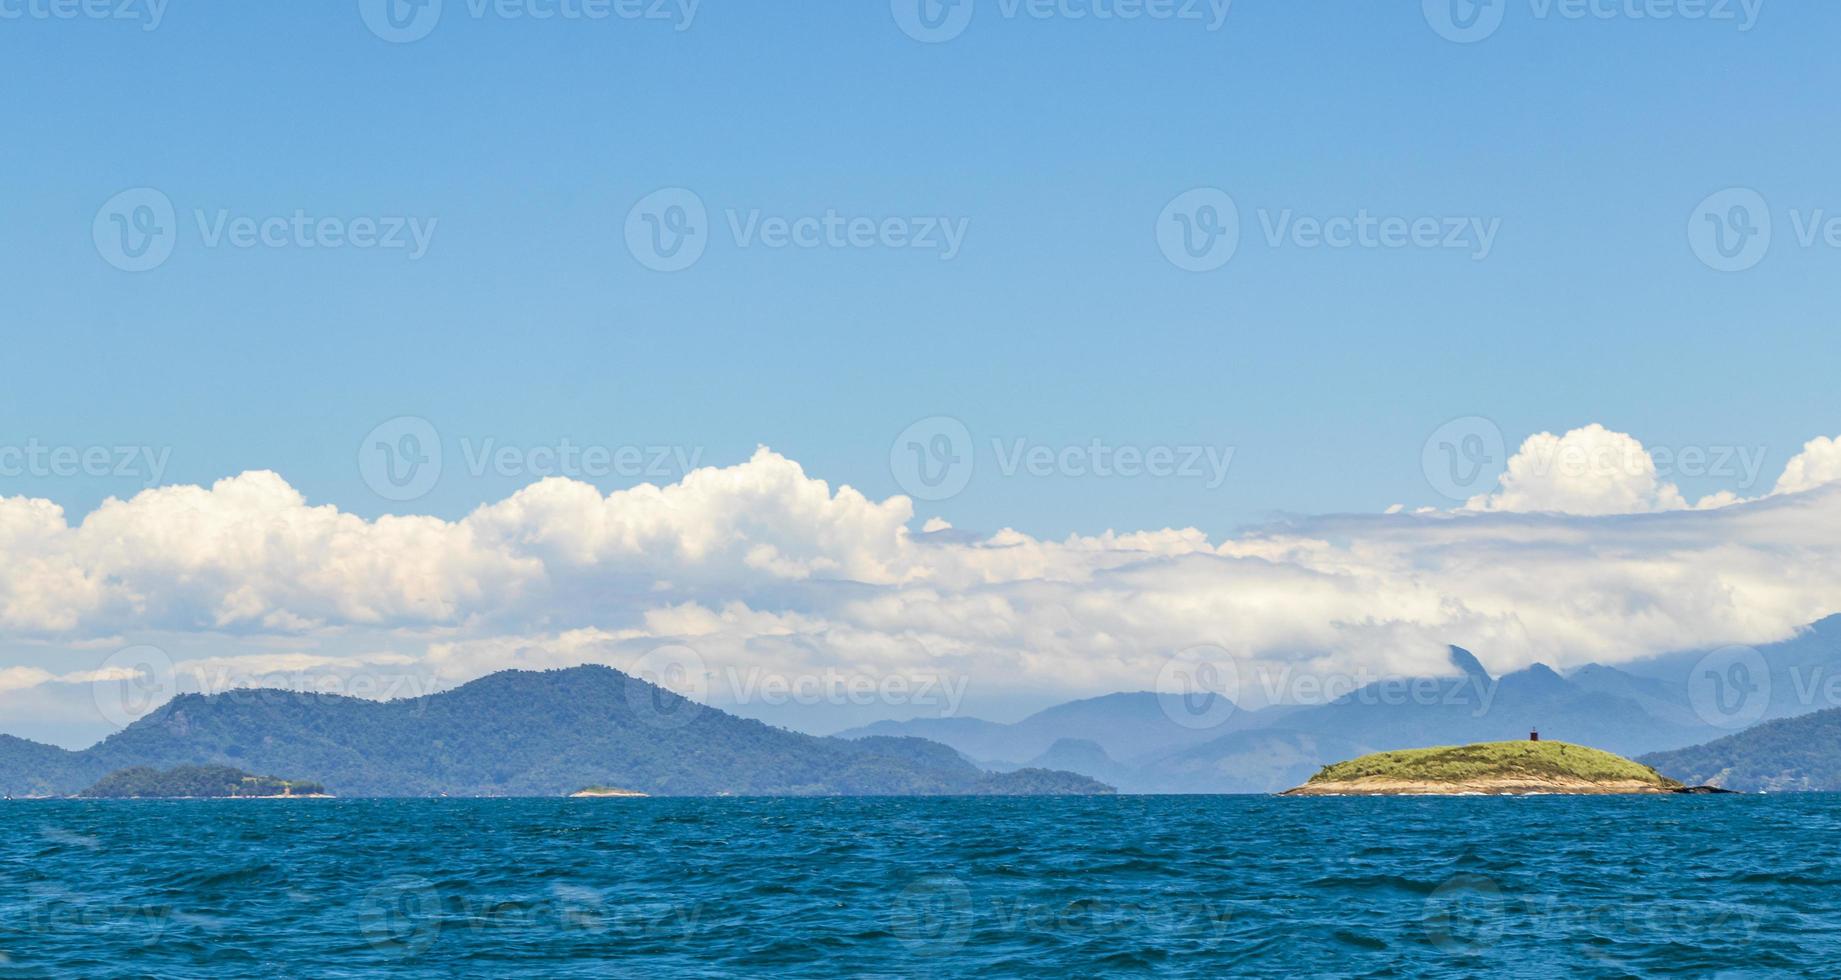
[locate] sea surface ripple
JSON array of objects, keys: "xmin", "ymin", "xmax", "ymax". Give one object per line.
[{"xmin": 2, "ymin": 795, "xmax": 1835, "ymax": 977}]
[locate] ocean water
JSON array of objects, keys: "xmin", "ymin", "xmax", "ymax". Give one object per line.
[{"xmin": 0, "ymin": 795, "xmax": 1834, "ymax": 978}]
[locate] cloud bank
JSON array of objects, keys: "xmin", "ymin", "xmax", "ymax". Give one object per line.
[{"xmin": 4, "ymin": 427, "xmax": 1841, "ymax": 710}]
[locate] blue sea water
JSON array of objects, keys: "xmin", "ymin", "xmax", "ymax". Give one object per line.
[{"xmin": 0, "ymin": 795, "xmax": 1833, "ymax": 978}]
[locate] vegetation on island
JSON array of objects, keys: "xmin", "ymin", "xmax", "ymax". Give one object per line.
[
  {"xmin": 966, "ymin": 767, "xmax": 1116, "ymax": 796},
  {"xmin": 80, "ymin": 765, "xmax": 328, "ymax": 799},
  {"xmin": 1288, "ymin": 741, "xmax": 1686, "ymax": 795},
  {"xmin": 1311, "ymin": 741, "xmax": 1675, "ymax": 785}
]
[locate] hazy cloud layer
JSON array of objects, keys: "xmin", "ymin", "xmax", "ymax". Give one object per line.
[{"xmin": 4, "ymin": 430, "xmax": 1841, "ymax": 707}]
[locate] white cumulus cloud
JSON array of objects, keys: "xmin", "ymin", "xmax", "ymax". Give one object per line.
[
  {"xmin": 1776, "ymin": 436, "xmax": 1841, "ymax": 496},
  {"xmin": 4, "ymin": 429, "xmax": 1841, "ymax": 719},
  {"xmin": 1465, "ymin": 424, "xmax": 1691, "ymax": 515}
]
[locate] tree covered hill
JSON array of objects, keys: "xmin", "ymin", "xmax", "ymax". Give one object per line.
[
  {"xmin": 0, "ymin": 665, "xmax": 1111, "ymax": 798},
  {"xmin": 80, "ymin": 765, "xmax": 325, "ymax": 799},
  {"xmin": 1641, "ymin": 707, "xmax": 1841, "ymax": 792}
]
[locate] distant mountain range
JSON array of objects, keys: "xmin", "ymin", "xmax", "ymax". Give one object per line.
[
  {"xmin": 0, "ymin": 666, "xmax": 1111, "ymax": 798},
  {"xmin": 841, "ymin": 620, "xmax": 1841, "ymax": 793},
  {"xmin": 8, "ymin": 617, "xmax": 1840, "ymax": 797}
]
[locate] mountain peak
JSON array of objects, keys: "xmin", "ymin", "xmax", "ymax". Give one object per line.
[
  {"xmin": 1447, "ymin": 646, "xmax": 1492, "ymax": 682},
  {"xmin": 1497, "ymin": 662, "xmax": 1570, "ymax": 698}
]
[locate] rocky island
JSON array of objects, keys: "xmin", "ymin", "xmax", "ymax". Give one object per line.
[
  {"xmin": 570, "ymin": 786, "xmax": 650, "ymax": 798},
  {"xmin": 1283, "ymin": 741, "xmax": 1728, "ymax": 796}
]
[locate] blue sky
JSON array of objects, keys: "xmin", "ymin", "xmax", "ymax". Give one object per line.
[
  {"xmin": 6, "ymin": 1, "xmax": 1841, "ymax": 746},
  {"xmin": 3, "ymin": 0, "xmax": 1835, "ymax": 537}
]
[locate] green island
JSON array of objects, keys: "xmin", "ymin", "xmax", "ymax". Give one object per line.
[
  {"xmin": 79, "ymin": 765, "xmax": 330, "ymax": 799},
  {"xmin": 570, "ymin": 786, "xmax": 651, "ymax": 798},
  {"xmin": 1283, "ymin": 741, "xmax": 1731, "ymax": 796}
]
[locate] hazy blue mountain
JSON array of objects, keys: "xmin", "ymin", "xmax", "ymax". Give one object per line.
[
  {"xmin": 1565, "ymin": 663, "xmax": 1705, "ymax": 729},
  {"xmin": 1276, "ymin": 652, "xmax": 1716, "ymax": 758},
  {"xmin": 1132, "ymin": 730, "xmax": 1371, "ymax": 795},
  {"xmin": 15, "ymin": 623, "xmax": 1839, "ymax": 798},
  {"xmin": 1019, "ymin": 738, "xmax": 1135, "ymax": 790},
  {"xmin": 832, "ymin": 716, "xmax": 1025, "ymax": 764},
  {"xmin": 1447, "ymin": 645, "xmax": 1492, "ymax": 681},
  {"xmin": 837, "ymin": 691, "xmax": 1250, "ymax": 765},
  {"xmin": 1641, "ymin": 708, "xmax": 1841, "ymax": 792},
  {"xmin": 0, "ymin": 666, "xmax": 1109, "ymax": 798},
  {"xmin": 1613, "ymin": 614, "xmax": 1841, "ymax": 724},
  {"xmin": 847, "ymin": 645, "xmax": 1744, "ymax": 792}
]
